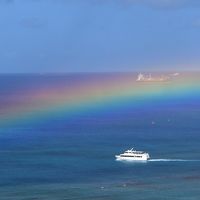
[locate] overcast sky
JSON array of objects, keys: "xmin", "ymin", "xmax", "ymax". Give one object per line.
[{"xmin": 0, "ymin": 0, "xmax": 200, "ymax": 73}]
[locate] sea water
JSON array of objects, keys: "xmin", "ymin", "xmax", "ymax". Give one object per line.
[{"xmin": 0, "ymin": 73, "xmax": 199, "ymax": 200}]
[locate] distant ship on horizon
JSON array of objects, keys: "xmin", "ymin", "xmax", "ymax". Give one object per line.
[{"xmin": 136, "ymin": 73, "xmax": 170, "ymax": 82}]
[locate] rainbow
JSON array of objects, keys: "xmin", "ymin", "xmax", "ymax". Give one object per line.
[{"xmin": 0, "ymin": 72, "xmax": 200, "ymax": 127}]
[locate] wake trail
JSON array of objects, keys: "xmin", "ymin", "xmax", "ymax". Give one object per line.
[{"xmin": 148, "ymin": 159, "xmax": 200, "ymax": 162}]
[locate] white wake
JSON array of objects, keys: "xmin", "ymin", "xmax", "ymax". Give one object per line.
[{"xmin": 148, "ymin": 159, "xmax": 200, "ymax": 162}]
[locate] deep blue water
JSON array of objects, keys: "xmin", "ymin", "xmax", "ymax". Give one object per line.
[{"xmin": 0, "ymin": 74, "xmax": 200, "ymax": 200}]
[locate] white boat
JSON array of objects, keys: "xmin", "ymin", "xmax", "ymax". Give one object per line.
[
  {"xmin": 136, "ymin": 73, "xmax": 170, "ymax": 82},
  {"xmin": 115, "ymin": 148, "xmax": 150, "ymax": 161}
]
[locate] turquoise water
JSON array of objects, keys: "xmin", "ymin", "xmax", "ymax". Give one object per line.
[{"xmin": 0, "ymin": 74, "xmax": 200, "ymax": 199}]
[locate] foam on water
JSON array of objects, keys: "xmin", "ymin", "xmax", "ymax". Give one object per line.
[
  {"xmin": 148, "ymin": 159, "xmax": 200, "ymax": 162},
  {"xmin": 116, "ymin": 159, "xmax": 200, "ymax": 164}
]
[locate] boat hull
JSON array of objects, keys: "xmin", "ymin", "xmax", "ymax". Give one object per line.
[{"xmin": 115, "ymin": 155, "xmax": 149, "ymax": 161}]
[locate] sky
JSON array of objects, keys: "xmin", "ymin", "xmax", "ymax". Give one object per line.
[{"xmin": 0, "ymin": 0, "xmax": 200, "ymax": 73}]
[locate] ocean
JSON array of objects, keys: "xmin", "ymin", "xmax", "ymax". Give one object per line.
[{"xmin": 0, "ymin": 72, "xmax": 200, "ymax": 200}]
